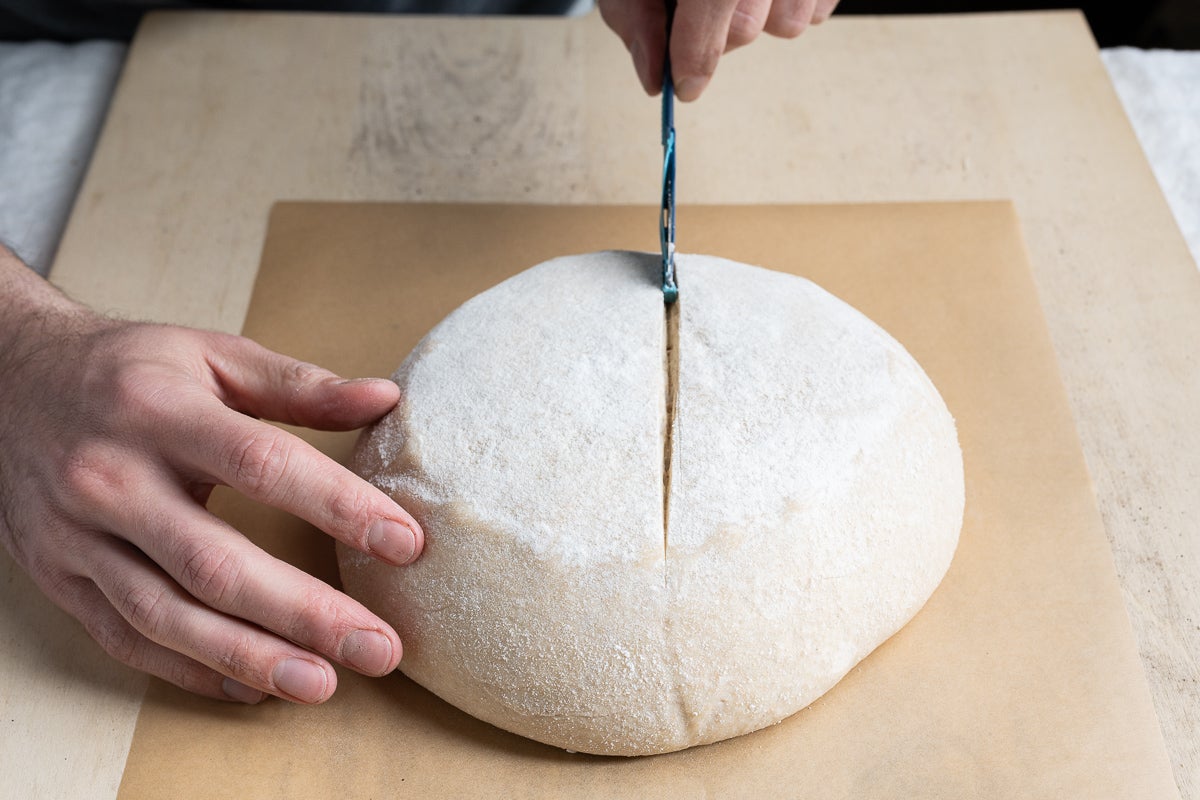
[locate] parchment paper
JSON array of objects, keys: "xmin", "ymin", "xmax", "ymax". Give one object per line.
[{"xmin": 117, "ymin": 202, "xmax": 1179, "ymax": 799}]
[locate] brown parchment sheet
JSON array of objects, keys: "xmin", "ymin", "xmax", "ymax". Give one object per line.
[{"xmin": 117, "ymin": 202, "xmax": 1179, "ymax": 799}]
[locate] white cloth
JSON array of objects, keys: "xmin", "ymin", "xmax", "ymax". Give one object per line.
[
  {"xmin": 1102, "ymin": 47, "xmax": 1200, "ymax": 270},
  {"xmin": 0, "ymin": 40, "xmax": 125, "ymax": 276}
]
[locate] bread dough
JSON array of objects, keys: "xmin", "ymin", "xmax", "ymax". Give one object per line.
[{"xmin": 337, "ymin": 251, "xmax": 964, "ymax": 756}]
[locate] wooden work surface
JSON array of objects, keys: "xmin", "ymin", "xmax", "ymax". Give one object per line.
[{"xmin": 1, "ymin": 8, "xmax": 1196, "ymax": 798}]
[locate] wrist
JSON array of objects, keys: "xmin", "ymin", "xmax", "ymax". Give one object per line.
[{"xmin": 0, "ymin": 246, "xmax": 111, "ymax": 374}]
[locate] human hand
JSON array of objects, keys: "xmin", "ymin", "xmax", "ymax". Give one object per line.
[
  {"xmin": 0, "ymin": 258, "xmax": 423, "ymax": 705},
  {"xmin": 598, "ymin": 0, "xmax": 839, "ymax": 100}
]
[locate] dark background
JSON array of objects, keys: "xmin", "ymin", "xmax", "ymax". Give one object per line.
[
  {"xmin": 3, "ymin": 1, "xmax": 1199, "ymax": 45},
  {"xmin": 836, "ymin": 1, "xmax": 1200, "ymax": 49}
]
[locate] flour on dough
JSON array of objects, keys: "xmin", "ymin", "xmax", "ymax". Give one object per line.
[{"xmin": 338, "ymin": 251, "xmax": 964, "ymax": 756}]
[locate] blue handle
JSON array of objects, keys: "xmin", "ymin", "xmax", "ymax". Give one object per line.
[{"xmin": 660, "ymin": 0, "xmax": 678, "ymax": 304}]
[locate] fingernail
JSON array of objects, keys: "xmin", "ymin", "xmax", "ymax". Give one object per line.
[
  {"xmin": 336, "ymin": 377, "xmax": 393, "ymax": 386},
  {"xmin": 222, "ymin": 677, "xmax": 266, "ymax": 704},
  {"xmin": 341, "ymin": 629, "xmax": 395, "ymax": 676},
  {"xmin": 676, "ymin": 76, "xmax": 707, "ymax": 101},
  {"xmin": 272, "ymin": 658, "xmax": 328, "ymax": 703},
  {"xmin": 368, "ymin": 518, "xmax": 417, "ymax": 565}
]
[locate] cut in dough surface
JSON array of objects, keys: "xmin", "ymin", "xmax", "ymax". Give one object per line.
[{"xmin": 338, "ymin": 251, "xmax": 964, "ymax": 756}]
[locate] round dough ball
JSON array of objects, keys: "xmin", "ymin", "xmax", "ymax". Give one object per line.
[{"xmin": 337, "ymin": 251, "xmax": 963, "ymax": 756}]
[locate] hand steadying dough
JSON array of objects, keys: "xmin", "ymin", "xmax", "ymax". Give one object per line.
[
  {"xmin": 0, "ymin": 247, "xmax": 424, "ymax": 704},
  {"xmin": 599, "ymin": 0, "xmax": 840, "ymax": 100}
]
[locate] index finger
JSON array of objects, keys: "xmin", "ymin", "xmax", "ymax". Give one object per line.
[{"xmin": 173, "ymin": 398, "xmax": 423, "ymax": 568}]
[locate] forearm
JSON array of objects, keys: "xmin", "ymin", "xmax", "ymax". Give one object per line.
[{"xmin": 0, "ymin": 245, "xmax": 85, "ymax": 318}]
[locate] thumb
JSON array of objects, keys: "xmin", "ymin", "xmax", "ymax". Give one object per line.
[
  {"xmin": 204, "ymin": 333, "xmax": 400, "ymax": 431},
  {"xmin": 599, "ymin": 0, "xmax": 668, "ymax": 95}
]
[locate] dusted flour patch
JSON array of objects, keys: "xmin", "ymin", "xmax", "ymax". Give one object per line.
[{"xmin": 337, "ymin": 251, "xmax": 964, "ymax": 756}]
